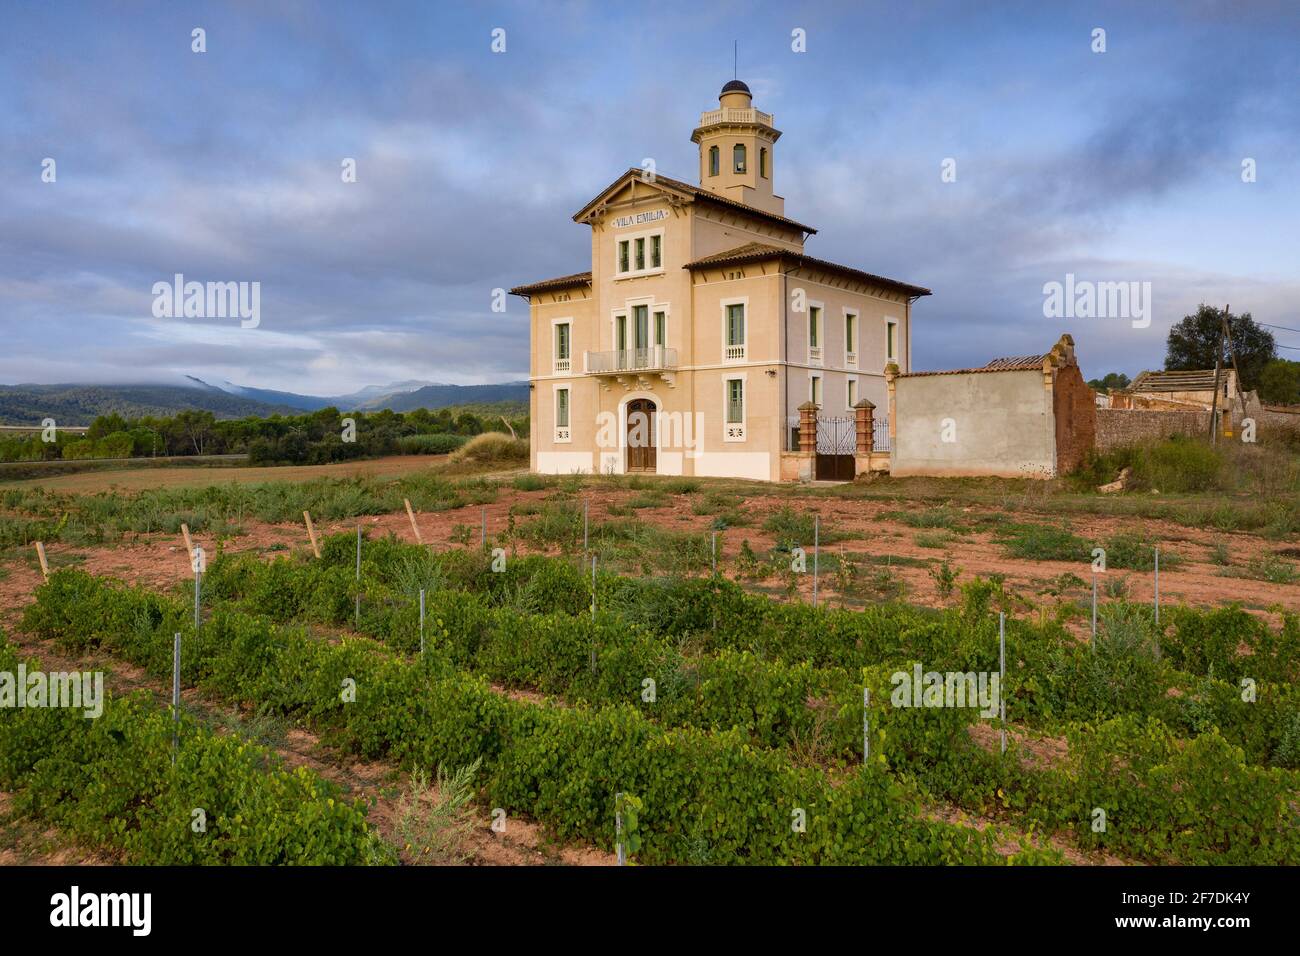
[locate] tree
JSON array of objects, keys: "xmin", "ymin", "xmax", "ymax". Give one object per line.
[
  {"xmin": 86, "ymin": 413, "xmax": 128, "ymax": 441},
  {"xmin": 1165, "ymin": 304, "xmax": 1275, "ymax": 390},
  {"xmin": 1087, "ymin": 372, "xmax": 1131, "ymax": 392},
  {"xmin": 1258, "ymin": 359, "xmax": 1300, "ymax": 405},
  {"xmin": 171, "ymin": 409, "xmax": 216, "ymax": 456}
]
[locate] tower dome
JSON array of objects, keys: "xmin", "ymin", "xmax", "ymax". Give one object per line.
[{"xmin": 692, "ymin": 79, "xmax": 783, "ymax": 215}]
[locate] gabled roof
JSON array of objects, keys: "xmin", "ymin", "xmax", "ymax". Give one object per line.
[
  {"xmin": 1131, "ymin": 369, "xmax": 1228, "ymax": 392},
  {"xmin": 572, "ymin": 168, "xmax": 818, "ymax": 236},
  {"xmin": 509, "ymin": 271, "xmax": 592, "ymax": 297},
  {"xmin": 684, "ymin": 242, "xmax": 931, "ymax": 298},
  {"xmin": 983, "ymin": 354, "xmax": 1049, "ymax": 371},
  {"xmin": 897, "ymin": 335, "xmax": 1076, "ymax": 378}
]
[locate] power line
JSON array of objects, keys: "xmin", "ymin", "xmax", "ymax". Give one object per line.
[{"xmin": 1259, "ymin": 322, "xmax": 1300, "ymax": 335}]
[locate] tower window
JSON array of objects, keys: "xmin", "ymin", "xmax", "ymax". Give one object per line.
[
  {"xmin": 708, "ymin": 146, "xmax": 719, "ymax": 177},
  {"xmin": 733, "ymin": 143, "xmax": 747, "ymax": 173},
  {"xmin": 759, "ymin": 147, "xmax": 768, "ymax": 178}
]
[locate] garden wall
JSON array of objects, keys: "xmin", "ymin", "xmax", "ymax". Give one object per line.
[{"xmin": 1095, "ymin": 408, "xmax": 1210, "ymax": 451}]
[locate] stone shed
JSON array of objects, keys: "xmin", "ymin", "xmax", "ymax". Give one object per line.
[{"xmin": 886, "ymin": 333, "xmax": 1095, "ymax": 478}]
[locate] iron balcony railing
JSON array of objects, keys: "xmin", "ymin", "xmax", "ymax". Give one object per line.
[{"xmin": 585, "ymin": 347, "xmax": 679, "ymax": 374}]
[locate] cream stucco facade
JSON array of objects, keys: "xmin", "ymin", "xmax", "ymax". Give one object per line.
[{"xmin": 512, "ymin": 80, "xmax": 931, "ymax": 482}]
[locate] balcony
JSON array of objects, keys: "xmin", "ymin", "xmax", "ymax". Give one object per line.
[
  {"xmin": 585, "ymin": 347, "xmax": 678, "ymax": 389},
  {"xmin": 554, "ymin": 357, "xmax": 571, "ymax": 374},
  {"xmin": 698, "ymin": 108, "xmax": 774, "ymax": 128},
  {"xmin": 808, "ymin": 345, "xmax": 823, "ymax": 366}
]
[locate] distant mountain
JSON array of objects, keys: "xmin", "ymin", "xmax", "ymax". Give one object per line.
[
  {"xmin": 0, "ymin": 379, "xmax": 532, "ymax": 425},
  {"xmin": 196, "ymin": 377, "xmax": 529, "ymax": 413},
  {"xmin": 336, "ymin": 381, "xmax": 441, "ymax": 405},
  {"xmin": 197, "ymin": 378, "xmax": 330, "ymax": 412},
  {"xmin": 0, "ymin": 383, "xmax": 300, "ymax": 425},
  {"xmin": 203, "ymin": 378, "xmax": 441, "ymax": 411},
  {"xmin": 367, "ymin": 382, "xmax": 530, "ymax": 412}
]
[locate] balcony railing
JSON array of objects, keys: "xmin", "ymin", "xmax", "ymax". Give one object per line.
[
  {"xmin": 808, "ymin": 345, "xmax": 823, "ymax": 365},
  {"xmin": 725, "ymin": 343, "xmax": 746, "ymax": 361},
  {"xmin": 845, "ymin": 351, "xmax": 857, "ymax": 368},
  {"xmin": 554, "ymin": 357, "xmax": 571, "ymax": 374},
  {"xmin": 698, "ymin": 108, "xmax": 774, "ymax": 128},
  {"xmin": 585, "ymin": 347, "xmax": 678, "ymax": 374}
]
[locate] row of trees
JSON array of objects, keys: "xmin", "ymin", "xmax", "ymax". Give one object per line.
[{"xmin": 0, "ymin": 406, "xmax": 528, "ymax": 465}]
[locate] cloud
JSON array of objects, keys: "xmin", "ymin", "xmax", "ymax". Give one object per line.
[{"xmin": 0, "ymin": 1, "xmax": 1296, "ymax": 392}]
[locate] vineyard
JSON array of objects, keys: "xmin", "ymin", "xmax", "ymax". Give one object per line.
[{"xmin": 4, "ymin": 511, "xmax": 1298, "ymax": 866}]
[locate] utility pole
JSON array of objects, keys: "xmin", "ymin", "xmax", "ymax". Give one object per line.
[
  {"xmin": 1209, "ymin": 324, "xmax": 1224, "ymax": 445},
  {"xmin": 1219, "ymin": 305, "xmax": 1251, "ymax": 430}
]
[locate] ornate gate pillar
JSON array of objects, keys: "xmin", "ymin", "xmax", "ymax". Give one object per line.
[
  {"xmin": 798, "ymin": 401, "xmax": 819, "ymax": 454},
  {"xmin": 854, "ymin": 398, "xmax": 876, "ymax": 455}
]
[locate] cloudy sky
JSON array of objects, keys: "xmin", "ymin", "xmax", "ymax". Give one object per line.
[{"xmin": 2, "ymin": 0, "xmax": 1297, "ymax": 394}]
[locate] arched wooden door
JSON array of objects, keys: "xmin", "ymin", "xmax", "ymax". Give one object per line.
[{"xmin": 625, "ymin": 399, "xmax": 657, "ymax": 473}]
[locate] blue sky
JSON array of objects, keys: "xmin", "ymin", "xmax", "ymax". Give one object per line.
[{"xmin": 1, "ymin": 0, "xmax": 1297, "ymax": 394}]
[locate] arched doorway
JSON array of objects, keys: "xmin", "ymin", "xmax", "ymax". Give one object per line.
[{"xmin": 625, "ymin": 398, "xmax": 657, "ymax": 473}]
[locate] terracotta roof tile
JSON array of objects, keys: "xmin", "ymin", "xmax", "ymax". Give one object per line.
[
  {"xmin": 983, "ymin": 354, "xmax": 1049, "ymax": 371},
  {"xmin": 1131, "ymin": 369, "xmax": 1226, "ymax": 392},
  {"xmin": 683, "ymin": 243, "xmax": 931, "ymax": 297},
  {"xmin": 573, "ymin": 169, "xmax": 818, "ymax": 235},
  {"xmin": 509, "ymin": 271, "xmax": 592, "ymax": 297}
]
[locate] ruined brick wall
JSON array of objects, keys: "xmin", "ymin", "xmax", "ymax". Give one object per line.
[
  {"xmin": 1052, "ymin": 364, "xmax": 1097, "ymax": 473},
  {"xmin": 1095, "ymin": 408, "xmax": 1210, "ymax": 451}
]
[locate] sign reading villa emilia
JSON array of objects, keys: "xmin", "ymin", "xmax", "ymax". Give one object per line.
[{"xmin": 612, "ymin": 209, "xmax": 668, "ymax": 228}]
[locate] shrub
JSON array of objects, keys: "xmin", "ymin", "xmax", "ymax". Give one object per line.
[
  {"xmin": 447, "ymin": 432, "xmax": 529, "ymax": 467},
  {"xmin": 997, "ymin": 523, "xmax": 1087, "ymax": 562},
  {"xmin": 396, "ymin": 433, "xmax": 467, "ymax": 455}
]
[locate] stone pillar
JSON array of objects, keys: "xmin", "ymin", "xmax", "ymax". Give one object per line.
[
  {"xmin": 854, "ymin": 398, "xmax": 876, "ymax": 454},
  {"xmin": 798, "ymin": 401, "xmax": 819, "ymax": 454}
]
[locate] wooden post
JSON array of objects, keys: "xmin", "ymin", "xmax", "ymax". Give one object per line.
[
  {"xmin": 303, "ymin": 510, "xmax": 321, "ymax": 559},
  {"xmin": 404, "ymin": 498, "xmax": 424, "ymax": 545},
  {"xmin": 1209, "ymin": 325, "xmax": 1224, "ymax": 444},
  {"xmin": 1220, "ymin": 306, "xmax": 1251, "ymax": 436},
  {"xmin": 34, "ymin": 541, "xmax": 50, "ymax": 582},
  {"xmin": 180, "ymin": 523, "xmax": 194, "ymax": 556}
]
